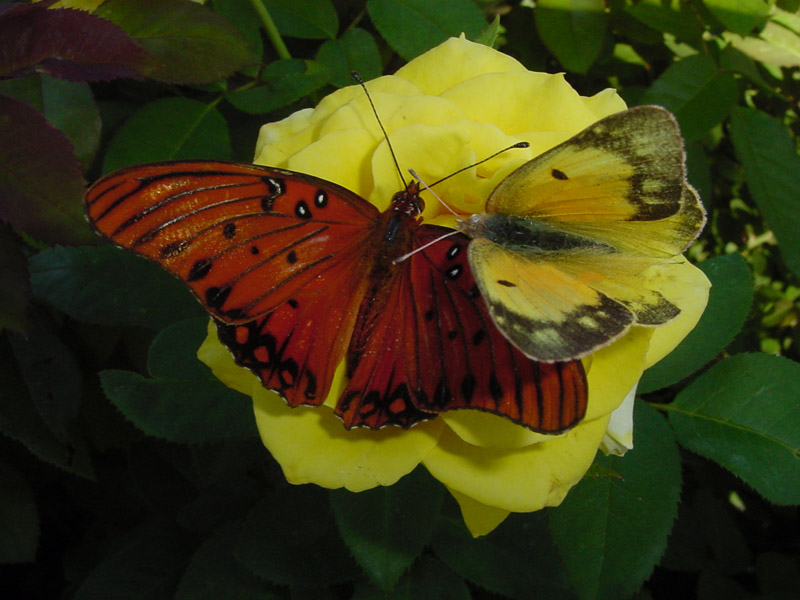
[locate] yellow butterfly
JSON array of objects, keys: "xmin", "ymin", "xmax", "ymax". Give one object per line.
[{"xmin": 459, "ymin": 106, "xmax": 706, "ymax": 362}]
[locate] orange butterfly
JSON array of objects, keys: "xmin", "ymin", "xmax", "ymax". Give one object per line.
[{"xmin": 85, "ymin": 162, "xmax": 587, "ymax": 432}]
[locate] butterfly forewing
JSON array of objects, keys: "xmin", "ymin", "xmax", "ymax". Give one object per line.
[
  {"xmin": 485, "ymin": 106, "xmax": 704, "ymax": 257},
  {"xmin": 86, "ymin": 161, "xmax": 380, "ymax": 322}
]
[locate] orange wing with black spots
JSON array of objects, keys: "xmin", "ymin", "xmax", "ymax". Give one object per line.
[{"xmin": 86, "ymin": 160, "xmax": 379, "ymax": 323}]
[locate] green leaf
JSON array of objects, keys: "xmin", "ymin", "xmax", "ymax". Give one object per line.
[
  {"xmin": 0, "ymin": 460, "xmax": 39, "ymax": 563},
  {"xmin": 9, "ymin": 315, "xmax": 83, "ymax": 442},
  {"xmin": 704, "ymin": 0, "xmax": 768, "ymax": 35},
  {"xmin": 316, "ymin": 29, "xmax": 382, "ymax": 88},
  {"xmin": 535, "ymin": 0, "xmax": 608, "ymax": 74},
  {"xmin": 29, "ymin": 245, "xmax": 206, "ymax": 329},
  {"xmin": 330, "ymin": 467, "xmax": 445, "ymax": 590},
  {"xmin": 723, "ymin": 20, "xmax": 800, "ymax": 67},
  {"xmin": 640, "ymin": 53, "xmax": 738, "ymax": 141},
  {"xmin": 639, "ymin": 253, "xmax": 753, "ymax": 393},
  {"xmin": 625, "ymin": 0, "xmax": 704, "ymax": 41},
  {"xmin": 477, "ymin": 15, "xmax": 502, "ymax": 48},
  {"xmin": 367, "ymin": 0, "xmax": 487, "ymax": 61},
  {"xmin": 0, "ymin": 337, "xmax": 95, "ymax": 479},
  {"xmin": 213, "ymin": 0, "xmax": 264, "ymax": 65},
  {"xmin": 236, "ymin": 486, "xmax": 360, "ymax": 585},
  {"xmin": 0, "ymin": 94, "xmax": 95, "ymax": 245},
  {"xmin": 549, "ymin": 403, "xmax": 681, "ymax": 600},
  {"xmin": 97, "ymin": 0, "xmax": 253, "ymax": 84},
  {"xmin": 226, "ymin": 59, "xmax": 330, "ymax": 114},
  {"xmin": 685, "ymin": 140, "xmax": 713, "ymax": 204},
  {"xmin": 176, "ymin": 520, "xmax": 282, "ymax": 600},
  {"xmin": 432, "ymin": 511, "xmax": 571, "ymax": 600},
  {"xmin": 264, "ymin": 0, "xmax": 339, "ymax": 39},
  {"xmin": 0, "ymin": 74, "xmax": 101, "ymax": 165},
  {"xmin": 718, "ymin": 45, "xmax": 773, "ymax": 94},
  {"xmin": 0, "ymin": 226, "xmax": 29, "ymax": 334},
  {"xmin": 103, "ymin": 97, "xmax": 231, "ymax": 173},
  {"xmin": 99, "ymin": 319, "xmax": 256, "ymax": 444},
  {"xmin": 697, "ymin": 569, "xmax": 750, "ymax": 600},
  {"xmin": 729, "ymin": 106, "xmax": 800, "ymax": 279},
  {"xmin": 669, "ymin": 353, "xmax": 800, "ymax": 505},
  {"xmin": 353, "ymin": 555, "xmax": 471, "ymax": 600},
  {"xmin": 74, "ymin": 521, "xmax": 196, "ymax": 600},
  {"xmin": 756, "ymin": 552, "xmax": 800, "ymax": 598}
]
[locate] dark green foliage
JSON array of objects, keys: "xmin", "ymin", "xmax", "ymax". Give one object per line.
[{"xmin": 2, "ymin": 1, "xmax": 799, "ymax": 599}]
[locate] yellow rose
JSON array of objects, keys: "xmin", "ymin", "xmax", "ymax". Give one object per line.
[{"xmin": 199, "ymin": 37, "xmax": 710, "ymax": 536}]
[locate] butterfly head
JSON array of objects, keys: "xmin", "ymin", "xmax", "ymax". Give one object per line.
[{"xmin": 390, "ymin": 181, "xmax": 425, "ymax": 217}]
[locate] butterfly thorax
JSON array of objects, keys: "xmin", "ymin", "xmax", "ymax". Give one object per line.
[{"xmin": 462, "ymin": 214, "xmax": 613, "ymax": 253}]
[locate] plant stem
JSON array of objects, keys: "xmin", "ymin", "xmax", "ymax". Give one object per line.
[{"xmin": 248, "ymin": 0, "xmax": 291, "ymax": 60}]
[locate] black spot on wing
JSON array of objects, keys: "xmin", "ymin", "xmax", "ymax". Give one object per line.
[
  {"xmin": 223, "ymin": 223, "xmax": 236, "ymax": 239},
  {"xmin": 188, "ymin": 259, "xmax": 212, "ymax": 281},
  {"xmin": 295, "ymin": 200, "xmax": 312, "ymax": 219},
  {"xmin": 552, "ymin": 168, "xmax": 568, "ymax": 180}
]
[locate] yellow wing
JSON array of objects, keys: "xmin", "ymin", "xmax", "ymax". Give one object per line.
[
  {"xmin": 484, "ymin": 106, "xmax": 705, "ymax": 256},
  {"xmin": 460, "ymin": 106, "xmax": 704, "ymax": 362},
  {"xmin": 467, "ymin": 238, "xmax": 680, "ymax": 361}
]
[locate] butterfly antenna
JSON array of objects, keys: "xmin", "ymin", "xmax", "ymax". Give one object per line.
[
  {"xmin": 351, "ymin": 71, "xmax": 406, "ymax": 188},
  {"xmin": 393, "ymin": 228, "xmax": 462, "ymax": 264},
  {"xmin": 427, "ymin": 141, "xmax": 530, "ymax": 188},
  {"xmin": 409, "ymin": 169, "xmax": 460, "ymax": 217}
]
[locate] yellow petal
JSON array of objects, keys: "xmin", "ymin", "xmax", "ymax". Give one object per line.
[
  {"xmin": 442, "ymin": 72, "xmax": 609, "ymax": 137},
  {"xmin": 197, "ymin": 321, "xmax": 259, "ymax": 396},
  {"xmin": 395, "ymin": 37, "xmax": 526, "ymax": 95},
  {"xmin": 253, "ymin": 383, "xmax": 444, "ymax": 492},
  {"xmin": 285, "ymin": 128, "xmax": 377, "ymax": 196},
  {"xmin": 448, "ymin": 488, "xmax": 510, "ymax": 537},
  {"xmin": 254, "ymin": 108, "xmax": 314, "ymax": 166},
  {"xmin": 642, "ymin": 259, "xmax": 711, "ymax": 367},
  {"xmin": 423, "ymin": 416, "xmax": 609, "ymax": 513},
  {"xmin": 583, "ymin": 324, "xmax": 652, "ymax": 420}
]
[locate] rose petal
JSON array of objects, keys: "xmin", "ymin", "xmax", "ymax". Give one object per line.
[
  {"xmin": 423, "ymin": 416, "xmax": 609, "ymax": 513},
  {"xmin": 442, "ymin": 71, "xmax": 608, "ymax": 138},
  {"xmin": 198, "ymin": 321, "xmax": 259, "ymax": 396},
  {"xmin": 395, "ymin": 37, "xmax": 526, "ymax": 96},
  {"xmin": 285, "ymin": 128, "xmax": 377, "ymax": 195},
  {"xmin": 599, "ymin": 383, "xmax": 637, "ymax": 456},
  {"xmin": 448, "ymin": 488, "xmax": 510, "ymax": 537},
  {"xmin": 253, "ymin": 384, "xmax": 444, "ymax": 492},
  {"xmin": 584, "ymin": 325, "xmax": 652, "ymax": 421},
  {"xmin": 642, "ymin": 259, "xmax": 711, "ymax": 367}
]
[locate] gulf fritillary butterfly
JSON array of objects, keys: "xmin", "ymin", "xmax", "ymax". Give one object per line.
[{"xmin": 85, "ymin": 159, "xmax": 587, "ymax": 432}]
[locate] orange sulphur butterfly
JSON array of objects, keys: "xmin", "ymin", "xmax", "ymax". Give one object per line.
[{"xmin": 460, "ymin": 106, "xmax": 706, "ymax": 362}]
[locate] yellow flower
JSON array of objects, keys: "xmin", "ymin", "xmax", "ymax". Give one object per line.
[{"xmin": 199, "ymin": 37, "xmax": 710, "ymax": 536}]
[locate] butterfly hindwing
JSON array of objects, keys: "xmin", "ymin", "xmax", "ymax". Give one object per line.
[{"xmin": 86, "ymin": 160, "xmax": 380, "ymax": 322}]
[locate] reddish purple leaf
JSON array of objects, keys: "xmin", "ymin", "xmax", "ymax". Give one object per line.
[
  {"xmin": 0, "ymin": 94, "xmax": 96, "ymax": 245},
  {"xmin": 0, "ymin": 4, "xmax": 152, "ymax": 82}
]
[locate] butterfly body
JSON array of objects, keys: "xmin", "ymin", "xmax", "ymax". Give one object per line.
[
  {"xmin": 87, "ymin": 161, "xmax": 587, "ymax": 433},
  {"xmin": 460, "ymin": 106, "xmax": 705, "ymax": 363}
]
